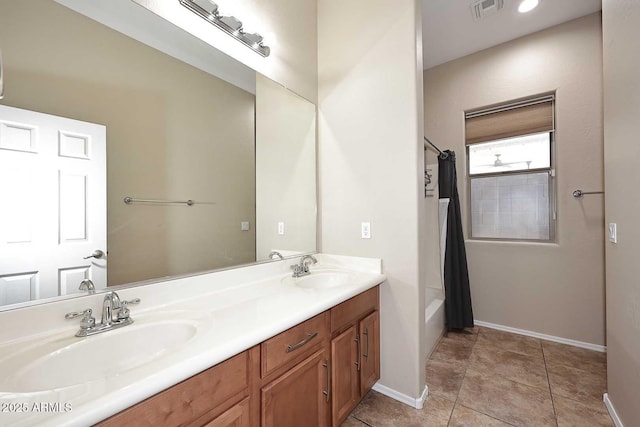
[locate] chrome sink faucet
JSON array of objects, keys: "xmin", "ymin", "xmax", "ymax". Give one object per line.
[
  {"xmin": 269, "ymin": 251, "xmax": 284, "ymax": 260},
  {"xmin": 78, "ymin": 279, "xmax": 95, "ymax": 294},
  {"xmin": 291, "ymin": 255, "xmax": 318, "ymax": 278},
  {"xmin": 101, "ymin": 291, "xmax": 122, "ymax": 326},
  {"xmin": 65, "ymin": 291, "xmax": 140, "ymax": 337}
]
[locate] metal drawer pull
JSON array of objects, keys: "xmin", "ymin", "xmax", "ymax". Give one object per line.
[
  {"xmin": 323, "ymin": 359, "xmax": 331, "ymax": 402},
  {"xmin": 363, "ymin": 328, "xmax": 369, "ymax": 360},
  {"xmin": 355, "ymin": 334, "xmax": 361, "ymax": 371},
  {"xmin": 286, "ymin": 332, "xmax": 318, "ymax": 353}
]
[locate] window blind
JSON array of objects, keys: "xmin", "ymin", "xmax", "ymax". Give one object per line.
[{"xmin": 465, "ymin": 95, "xmax": 555, "ymax": 145}]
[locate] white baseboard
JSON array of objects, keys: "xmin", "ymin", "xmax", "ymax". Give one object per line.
[
  {"xmin": 371, "ymin": 383, "xmax": 429, "ymax": 410},
  {"xmin": 603, "ymin": 393, "xmax": 624, "ymax": 427},
  {"xmin": 474, "ymin": 320, "xmax": 606, "ymax": 353}
]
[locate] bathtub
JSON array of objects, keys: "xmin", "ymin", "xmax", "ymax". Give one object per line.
[{"xmin": 425, "ymin": 287, "xmax": 446, "ymax": 356}]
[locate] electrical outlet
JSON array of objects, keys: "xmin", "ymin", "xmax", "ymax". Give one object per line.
[
  {"xmin": 278, "ymin": 222, "xmax": 285, "ymax": 236},
  {"xmin": 241, "ymin": 221, "xmax": 250, "ymax": 231},
  {"xmin": 361, "ymin": 222, "xmax": 371, "ymax": 239},
  {"xmin": 608, "ymin": 223, "xmax": 617, "ymax": 243}
]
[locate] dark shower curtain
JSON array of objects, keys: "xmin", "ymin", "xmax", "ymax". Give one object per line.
[{"xmin": 438, "ymin": 150, "xmax": 474, "ymax": 331}]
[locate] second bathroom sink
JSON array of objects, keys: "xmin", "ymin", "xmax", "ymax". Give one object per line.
[{"xmin": 283, "ymin": 270, "xmax": 355, "ymax": 289}]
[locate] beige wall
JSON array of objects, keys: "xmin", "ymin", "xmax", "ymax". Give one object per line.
[
  {"xmin": 603, "ymin": 1, "xmax": 640, "ymax": 424},
  {"xmin": 0, "ymin": 0, "xmax": 256, "ymax": 286},
  {"xmin": 318, "ymin": 0, "xmax": 427, "ymax": 400},
  {"xmin": 255, "ymin": 74, "xmax": 317, "ymax": 259},
  {"xmin": 424, "ymin": 14, "xmax": 605, "ymax": 345}
]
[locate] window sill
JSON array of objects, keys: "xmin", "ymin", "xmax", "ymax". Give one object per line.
[{"xmin": 465, "ymin": 238, "xmax": 559, "ymax": 247}]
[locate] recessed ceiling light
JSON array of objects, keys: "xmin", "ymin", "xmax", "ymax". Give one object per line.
[{"xmin": 518, "ymin": 0, "xmax": 539, "ymax": 13}]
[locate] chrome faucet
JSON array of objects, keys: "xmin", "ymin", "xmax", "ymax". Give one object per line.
[
  {"xmin": 101, "ymin": 291, "xmax": 122, "ymax": 326},
  {"xmin": 78, "ymin": 279, "xmax": 95, "ymax": 294},
  {"xmin": 291, "ymin": 255, "xmax": 318, "ymax": 278},
  {"xmin": 269, "ymin": 251, "xmax": 285, "ymax": 260},
  {"xmin": 65, "ymin": 291, "xmax": 140, "ymax": 337}
]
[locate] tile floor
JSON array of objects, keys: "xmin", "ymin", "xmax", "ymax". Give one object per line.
[{"xmin": 343, "ymin": 326, "xmax": 613, "ymax": 427}]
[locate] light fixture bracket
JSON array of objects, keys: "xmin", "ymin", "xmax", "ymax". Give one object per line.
[{"xmin": 180, "ymin": 0, "xmax": 270, "ymax": 57}]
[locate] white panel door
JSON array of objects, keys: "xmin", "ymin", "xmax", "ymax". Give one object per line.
[{"xmin": 0, "ymin": 105, "xmax": 106, "ymax": 305}]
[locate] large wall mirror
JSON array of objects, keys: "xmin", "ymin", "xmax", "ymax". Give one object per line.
[{"xmin": 0, "ymin": 0, "xmax": 317, "ymax": 310}]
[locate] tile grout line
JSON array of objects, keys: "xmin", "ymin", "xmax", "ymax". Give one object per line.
[
  {"xmin": 445, "ymin": 367, "xmax": 464, "ymax": 426},
  {"xmin": 446, "ymin": 329, "xmax": 478, "ymax": 426},
  {"xmin": 426, "ymin": 330, "xmax": 471, "ymax": 426},
  {"xmin": 541, "ymin": 343, "xmax": 560, "ymax": 427},
  {"xmin": 351, "ymin": 415, "xmax": 374, "ymax": 427},
  {"xmin": 348, "ymin": 330, "xmax": 609, "ymax": 427},
  {"xmin": 554, "ymin": 392, "xmax": 615, "ymax": 414},
  {"xmin": 474, "ymin": 336, "xmax": 559, "ymax": 426},
  {"xmin": 477, "ymin": 330, "xmax": 515, "ymax": 427},
  {"xmin": 449, "ymin": 328, "xmax": 526, "ymax": 427},
  {"xmin": 452, "ymin": 329, "xmax": 482, "ymax": 425},
  {"xmin": 431, "ymin": 328, "xmax": 609, "ymax": 427},
  {"xmin": 472, "ymin": 345, "xmax": 556, "ymax": 394}
]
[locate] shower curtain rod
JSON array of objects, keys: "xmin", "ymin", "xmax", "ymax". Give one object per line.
[{"xmin": 424, "ymin": 136, "xmax": 449, "ymax": 159}]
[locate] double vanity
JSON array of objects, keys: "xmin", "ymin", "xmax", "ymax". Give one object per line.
[{"xmin": 0, "ymin": 254, "xmax": 385, "ymax": 426}]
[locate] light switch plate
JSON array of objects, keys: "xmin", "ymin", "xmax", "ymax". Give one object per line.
[
  {"xmin": 608, "ymin": 223, "xmax": 617, "ymax": 243},
  {"xmin": 277, "ymin": 222, "xmax": 285, "ymax": 235},
  {"xmin": 361, "ymin": 222, "xmax": 371, "ymax": 239},
  {"xmin": 241, "ymin": 221, "xmax": 250, "ymax": 231}
]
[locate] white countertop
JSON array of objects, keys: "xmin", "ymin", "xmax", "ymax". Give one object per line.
[{"xmin": 0, "ymin": 254, "xmax": 385, "ymax": 426}]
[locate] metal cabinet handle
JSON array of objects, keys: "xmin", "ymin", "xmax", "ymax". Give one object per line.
[
  {"xmin": 363, "ymin": 328, "xmax": 369, "ymax": 360},
  {"xmin": 286, "ymin": 332, "xmax": 318, "ymax": 353},
  {"xmin": 322, "ymin": 359, "xmax": 330, "ymax": 402},
  {"xmin": 84, "ymin": 250, "xmax": 105, "ymax": 260},
  {"xmin": 355, "ymin": 333, "xmax": 361, "ymax": 371}
]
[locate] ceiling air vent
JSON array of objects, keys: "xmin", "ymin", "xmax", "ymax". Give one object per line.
[{"xmin": 470, "ymin": 0, "xmax": 504, "ymax": 21}]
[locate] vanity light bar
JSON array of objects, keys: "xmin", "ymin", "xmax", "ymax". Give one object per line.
[{"xmin": 179, "ymin": 0, "xmax": 271, "ymax": 57}]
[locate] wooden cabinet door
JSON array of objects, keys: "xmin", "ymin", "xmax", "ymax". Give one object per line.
[
  {"xmin": 261, "ymin": 349, "xmax": 330, "ymax": 427},
  {"xmin": 359, "ymin": 311, "xmax": 380, "ymax": 396},
  {"xmin": 203, "ymin": 398, "xmax": 250, "ymax": 427},
  {"xmin": 331, "ymin": 325, "xmax": 360, "ymax": 426}
]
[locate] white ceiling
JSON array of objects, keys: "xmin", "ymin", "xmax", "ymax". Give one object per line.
[{"xmin": 422, "ymin": 0, "xmax": 602, "ymax": 69}]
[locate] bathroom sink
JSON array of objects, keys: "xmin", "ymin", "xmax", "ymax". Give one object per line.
[
  {"xmin": 284, "ymin": 270, "xmax": 355, "ymax": 289},
  {"xmin": 0, "ymin": 313, "xmax": 206, "ymax": 393}
]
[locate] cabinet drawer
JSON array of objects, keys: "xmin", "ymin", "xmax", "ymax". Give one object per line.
[
  {"xmin": 261, "ymin": 312, "xmax": 329, "ymax": 378},
  {"xmin": 331, "ymin": 286, "xmax": 379, "ymax": 334},
  {"xmin": 97, "ymin": 351, "xmax": 250, "ymax": 427}
]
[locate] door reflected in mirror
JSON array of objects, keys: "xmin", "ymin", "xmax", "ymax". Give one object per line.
[{"xmin": 0, "ymin": 0, "xmax": 316, "ymax": 310}]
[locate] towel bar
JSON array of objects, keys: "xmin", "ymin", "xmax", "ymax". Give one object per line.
[
  {"xmin": 124, "ymin": 196, "xmax": 195, "ymax": 206},
  {"xmin": 572, "ymin": 189, "xmax": 604, "ymax": 198}
]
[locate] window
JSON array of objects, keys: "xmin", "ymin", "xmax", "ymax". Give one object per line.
[{"xmin": 465, "ymin": 95, "xmax": 555, "ymax": 241}]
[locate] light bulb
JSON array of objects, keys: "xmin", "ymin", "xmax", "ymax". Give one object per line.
[{"xmin": 518, "ymin": 0, "xmax": 539, "ymax": 13}]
